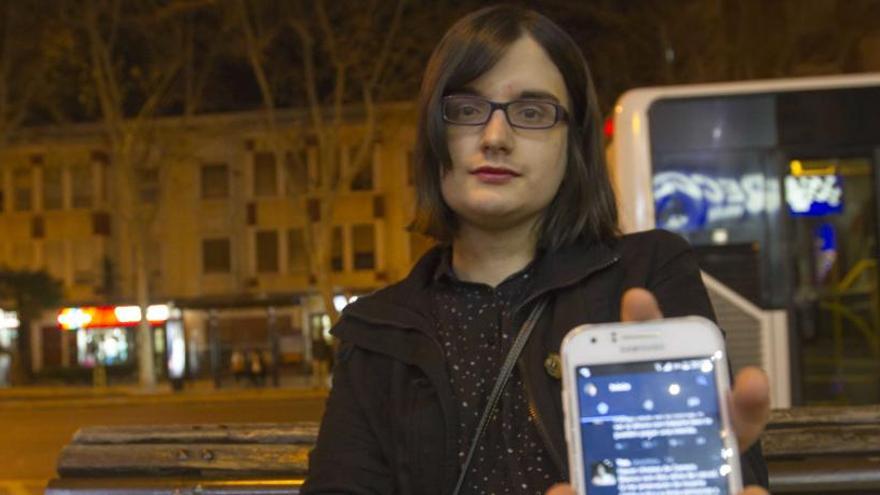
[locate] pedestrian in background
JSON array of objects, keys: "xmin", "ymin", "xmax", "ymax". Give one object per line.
[{"xmin": 230, "ymin": 349, "xmax": 246, "ymax": 384}]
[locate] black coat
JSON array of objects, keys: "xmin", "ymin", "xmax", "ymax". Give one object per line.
[{"xmin": 302, "ymin": 229, "xmax": 769, "ymax": 494}]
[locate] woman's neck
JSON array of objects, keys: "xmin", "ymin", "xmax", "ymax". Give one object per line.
[{"xmin": 451, "ymin": 221, "xmax": 537, "ymax": 287}]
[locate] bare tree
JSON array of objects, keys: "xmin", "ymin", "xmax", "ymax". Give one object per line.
[
  {"xmin": 233, "ymin": 0, "xmax": 407, "ymax": 324},
  {"xmin": 0, "ymin": 2, "xmax": 55, "ymax": 146},
  {"xmin": 72, "ymin": 0, "xmax": 190, "ymax": 386}
]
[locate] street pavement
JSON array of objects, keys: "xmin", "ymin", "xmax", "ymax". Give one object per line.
[{"xmin": 0, "ymin": 377, "xmax": 329, "ymax": 495}]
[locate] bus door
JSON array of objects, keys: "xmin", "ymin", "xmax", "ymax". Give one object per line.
[{"xmin": 782, "ymin": 155, "xmax": 880, "ymax": 405}]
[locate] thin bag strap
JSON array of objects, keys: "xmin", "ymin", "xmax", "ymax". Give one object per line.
[{"xmin": 451, "ymin": 297, "xmax": 549, "ymax": 495}]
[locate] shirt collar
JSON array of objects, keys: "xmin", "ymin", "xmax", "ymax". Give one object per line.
[{"xmin": 431, "ymin": 245, "xmax": 542, "ymax": 287}]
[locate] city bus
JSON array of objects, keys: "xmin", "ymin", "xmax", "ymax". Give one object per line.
[{"xmin": 610, "ymin": 73, "xmax": 880, "ymax": 408}]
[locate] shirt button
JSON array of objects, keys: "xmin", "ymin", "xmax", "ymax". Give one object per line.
[{"xmin": 544, "ymin": 353, "xmax": 561, "ymax": 379}]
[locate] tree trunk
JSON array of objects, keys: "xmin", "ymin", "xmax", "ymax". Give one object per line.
[{"xmin": 135, "ymin": 244, "xmax": 156, "ymax": 387}]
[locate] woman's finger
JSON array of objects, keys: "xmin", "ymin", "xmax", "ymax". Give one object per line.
[
  {"xmin": 738, "ymin": 486, "xmax": 770, "ymax": 495},
  {"xmin": 545, "ymin": 483, "xmax": 575, "ymax": 495},
  {"xmin": 730, "ymin": 366, "xmax": 771, "ymax": 451},
  {"xmin": 620, "ymin": 287, "xmax": 663, "ymax": 321}
]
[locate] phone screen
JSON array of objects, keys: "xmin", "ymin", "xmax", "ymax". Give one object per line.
[{"xmin": 574, "ymin": 356, "xmax": 735, "ymax": 495}]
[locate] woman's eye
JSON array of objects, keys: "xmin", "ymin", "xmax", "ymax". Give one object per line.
[{"xmin": 517, "ymin": 106, "xmax": 546, "ymax": 120}]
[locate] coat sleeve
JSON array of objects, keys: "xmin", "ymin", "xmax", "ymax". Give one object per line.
[
  {"xmin": 301, "ymin": 342, "xmax": 395, "ymax": 494},
  {"xmin": 643, "ymin": 230, "xmax": 770, "ymax": 489}
]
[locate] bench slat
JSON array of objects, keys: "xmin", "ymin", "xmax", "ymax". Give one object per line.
[
  {"xmin": 57, "ymin": 444, "xmax": 310, "ymax": 477},
  {"xmin": 768, "ymin": 405, "xmax": 880, "ymax": 428},
  {"xmin": 45, "ymin": 477, "xmax": 303, "ymax": 494},
  {"xmin": 71, "ymin": 423, "xmax": 319, "ymax": 445},
  {"xmin": 762, "ymin": 424, "xmax": 880, "ymax": 458},
  {"xmin": 768, "ymin": 456, "xmax": 880, "ymax": 493}
]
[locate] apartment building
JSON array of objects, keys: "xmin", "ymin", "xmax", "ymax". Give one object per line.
[{"xmin": 0, "ymin": 102, "xmax": 435, "ymax": 382}]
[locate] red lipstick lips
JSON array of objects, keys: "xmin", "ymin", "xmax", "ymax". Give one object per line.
[{"xmin": 471, "ymin": 166, "xmax": 519, "ymax": 184}]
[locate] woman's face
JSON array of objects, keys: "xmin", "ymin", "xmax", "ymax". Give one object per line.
[{"xmin": 442, "ymin": 34, "xmax": 570, "ymax": 235}]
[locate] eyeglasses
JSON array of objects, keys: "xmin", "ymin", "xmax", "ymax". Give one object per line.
[{"xmin": 442, "ymin": 95, "xmax": 569, "ymax": 130}]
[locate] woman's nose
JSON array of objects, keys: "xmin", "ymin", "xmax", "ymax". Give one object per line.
[{"xmin": 480, "ymin": 108, "xmax": 514, "ymax": 153}]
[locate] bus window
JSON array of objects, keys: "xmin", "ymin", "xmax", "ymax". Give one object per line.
[{"xmin": 613, "ymin": 75, "xmax": 880, "ymax": 407}]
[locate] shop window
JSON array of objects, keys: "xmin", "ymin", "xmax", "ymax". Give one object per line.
[
  {"xmin": 77, "ymin": 327, "xmax": 131, "ymax": 367},
  {"xmin": 201, "ymin": 163, "xmax": 229, "ymax": 199},
  {"xmin": 13, "ymin": 167, "xmax": 31, "ymax": 211},
  {"xmin": 255, "ymin": 230, "xmax": 279, "ymax": 273},
  {"xmin": 43, "ymin": 166, "xmax": 63, "ymax": 210},
  {"xmin": 331, "ymin": 226, "xmax": 344, "ymax": 272},
  {"xmin": 288, "ymin": 228, "xmax": 309, "ymax": 274},
  {"xmin": 202, "ymin": 238, "xmax": 231, "ymax": 274},
  {"xmin": 285, "ymin": 150, "xmax": 309, "ymax": 196},
  {"xmin": 352, "ymin": 224, "xmax": 376, "ymax": 270},
  {"xmin": 253, "ymin": 152, "xmax": 277, "ymax": 197},
  {"xmin": 71, "ymin": 163, "xmax": 93, "ymax": 208}
]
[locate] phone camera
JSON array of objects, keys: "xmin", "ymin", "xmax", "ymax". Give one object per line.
[{"xmin": 590, "ymin": 337, "xmax": 597, "ymax": 344}]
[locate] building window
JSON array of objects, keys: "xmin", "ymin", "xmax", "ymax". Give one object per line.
[
  {"xmin": 136, "ymin": 168, "xmax": 159, "ymax": 204},
  {"xmin": 43, "ymin": 166, "xmax": 63, "ymax": 210},
  {"xmin": 201, "ymin": 163, "xmax": 229, "ymax": 199},
  {"xmin": 202, "ymin": 238, "xmax": 231, "ymax": 274},
  {"xmin": 331, "ymin": 226, "xmax": 344, "ymax": 272},
  {"xmin": 253, "ymin": 152, "xmax": 277, "ymax": 197},
  {"xmin": 285, "ymin": 150, "xmax": 309, "ymax": 196},
  {"xmin": 288, "ymin": 228, "xmax": 309, "ymax": 273},
  {"xmin": 71, "ymin": 163, "xmax": 93, "ymax": 208},
  {"xmin": 13, "ymin": 167, "xmax": 31, "ymax": 211},
  {"xmin": 352, "ymin": 224, "xmax": 376, "ymax": 270},
  {"xmin": 255, "ymin": 230, "xmax": 279, "ymax": 273},
  {"xmin": 350, "ymin": 153, "xmax": 374, "ymax": 191}
]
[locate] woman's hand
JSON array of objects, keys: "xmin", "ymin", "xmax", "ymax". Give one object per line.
[
  {"xmin": 544, "ymin": 289, "xmax": 772, "ymax": 495},
  {"xmin": 621, "ymin": 288, "xmax": 771, "ymax": 453}
]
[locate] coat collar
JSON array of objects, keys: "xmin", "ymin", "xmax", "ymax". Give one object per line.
[{"xmin": 336, "ymin": 237, "xmax": 620, "ymax": 340}]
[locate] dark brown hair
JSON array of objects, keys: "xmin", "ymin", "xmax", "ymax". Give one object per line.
[{"xmin": 409, "ymin": 5, "xmax": 619, "ymax": 250}]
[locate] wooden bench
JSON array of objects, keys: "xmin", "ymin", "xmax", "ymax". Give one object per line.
[
  {"xmin": 46, "ymin": 406, "xmax": 880, "ymax": 494},
  {"xmin": 762, "ymin": 405, "xmax": 880, "ymax": 494},
  {"xmin": 45, "ymin": 423, "xmax": 318, "ymax": 494}
]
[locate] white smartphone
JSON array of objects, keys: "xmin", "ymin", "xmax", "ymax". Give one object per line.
[{"xmin": 560, "ymin": 316, "xmax": 742, "ymax": 495}]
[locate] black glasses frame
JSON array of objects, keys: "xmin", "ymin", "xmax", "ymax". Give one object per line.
[{"xmin": 442, "ymin": 95, "xmax": 569, "ymax": 129}]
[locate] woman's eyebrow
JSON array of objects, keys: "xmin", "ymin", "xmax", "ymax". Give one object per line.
[
  {"xmin": 446, "ymin": 87, "xmax": 481, "ymax": 97},
  {"xmin": 517, "ymin": 90, "xmax": 560, "ymax": 102}
]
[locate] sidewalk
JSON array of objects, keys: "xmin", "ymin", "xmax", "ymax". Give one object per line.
[{"xmin": 0, "ymin": 373, "xmax": 329, "ymax": 409}]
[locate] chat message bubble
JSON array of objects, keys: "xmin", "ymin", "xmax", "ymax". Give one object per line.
[{"xmin": 610, "ymin": 411, "xmax": 714, "ymax": 441}]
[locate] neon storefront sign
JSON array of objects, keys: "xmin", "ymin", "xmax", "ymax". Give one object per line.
[{"xmin": 57, "ymin": 305, "xmax": 170, "ymax": 330}]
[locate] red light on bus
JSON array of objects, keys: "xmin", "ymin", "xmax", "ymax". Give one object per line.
[{"xmin": 603, "ymin": 116, "xmax": 614, "ymax": 140}]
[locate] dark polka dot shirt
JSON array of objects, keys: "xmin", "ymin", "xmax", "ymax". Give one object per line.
[{"xmin": 431, "ymin": 250, "xmax": 560, "ymax": 494}]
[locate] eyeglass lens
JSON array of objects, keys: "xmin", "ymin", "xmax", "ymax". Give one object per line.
[{"xmin": 443, "ymin": 97, "xmax": 560, "ymax": 128}]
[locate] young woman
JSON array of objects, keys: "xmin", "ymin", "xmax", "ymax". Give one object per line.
[{"xmin": 303, "ymin": 6, "xmax": 770, "ymax": 495}]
